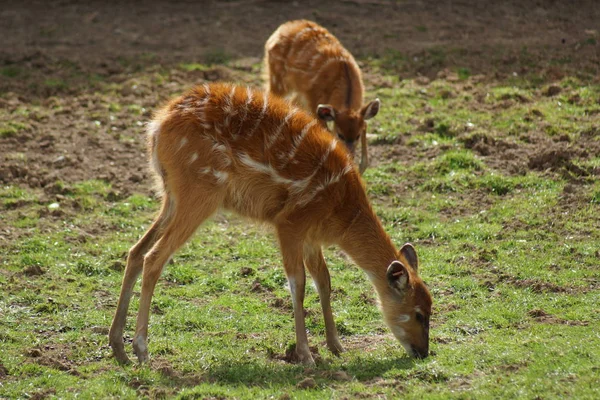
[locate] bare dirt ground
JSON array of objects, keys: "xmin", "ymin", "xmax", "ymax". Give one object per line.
[
  {"xmin": 2, "ymin": 0, "xmax": 599, "ymax": 72},
  {"xmin": 0, "ymin": 0, "xmax": 599, "ymax": 196}
]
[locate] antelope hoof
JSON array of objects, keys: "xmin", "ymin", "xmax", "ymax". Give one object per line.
[
  {"xmin": 132, "ymin": 335, "xmax": 149, "ymax": 364},
  {"xmin": 109, "ymin": 334, "xmax": 132, "ymax": 365},
  {"xmin": 113, "ymin": 348, "xmax": 132, "ymax": 365},
  {"xmin": 296, "ymin": 347, "xmax": 315, "ymax": 365},
  {"xmin": 298, "ymin": 352, "xmax": 315, "ymax": 366},
  {"xmin": 327, "ymin": 339, "xmax": 345, "ymax": 356}
]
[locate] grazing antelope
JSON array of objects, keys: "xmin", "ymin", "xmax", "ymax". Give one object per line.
[
  {"xmin": 264, "ymin": 20, "xmax": 380, "ymax": 174},
  {"xmin": 108, "ymin": 83, "xmax": 432, "ymax": 365}
]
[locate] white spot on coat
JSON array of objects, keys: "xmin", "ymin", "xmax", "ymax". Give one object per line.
[
  {"xmin": 213, "ymin": 170, "xmax": 229, "ymax": 185},
  {"xmin": 178, "ymin": 137, "xmax": 188, "ymax": 150}
]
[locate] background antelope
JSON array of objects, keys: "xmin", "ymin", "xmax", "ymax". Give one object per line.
[
  {"xmin": 109, "ymin": 82, "xmax": 432, "ymax": 365},
  {"xmin": 264, "ymin": 19, "xmax": 380, "ymax": 174}
]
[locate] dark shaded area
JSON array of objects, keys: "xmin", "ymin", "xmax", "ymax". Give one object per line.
[{"xmin": 1, "ymin": 0, "xmax": 599, "ymax": 79}]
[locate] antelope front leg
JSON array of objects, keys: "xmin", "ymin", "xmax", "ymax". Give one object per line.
[
  {"xmin": 278, "ymin": 232, "xmax": 314, "ymax": 365},
  {"xmin": 304, "ymin": 244, "xmax": 344, "ymax": 355}
]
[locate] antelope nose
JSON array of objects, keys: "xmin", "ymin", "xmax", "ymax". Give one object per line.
[{"xmin": 410, "ymin": 345, "xmax": 429, "ymax": 359}]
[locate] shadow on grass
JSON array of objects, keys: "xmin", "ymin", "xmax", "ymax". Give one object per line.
[{"xmin": 203, "ymin": 355, "xmax": 416, "ymax": 387}]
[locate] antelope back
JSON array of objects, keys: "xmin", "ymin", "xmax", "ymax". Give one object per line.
[
  {"xmin": 149, "ymin": 83, "xmax": 356, "ymax": 226},
  {"xmin": 264, "ymin": 20, "xmax": 379, "ymax": 154}
]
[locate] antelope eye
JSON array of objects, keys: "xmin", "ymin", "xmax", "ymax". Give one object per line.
[
  {"xmin": 337, "ymin": 133, "xmax": 344, "ymax": 140},
  {"xmin": 415, "ymin": 312, "xmax": 425, "ymax": 324}
]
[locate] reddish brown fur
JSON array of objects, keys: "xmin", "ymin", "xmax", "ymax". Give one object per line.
[
  {"xmin": 109, "ymin": 83, "xmax": 431, "ymax": 366},
  {"xmin": 264, "ymin": 20, "xmax": 380, "ymax": 174}
]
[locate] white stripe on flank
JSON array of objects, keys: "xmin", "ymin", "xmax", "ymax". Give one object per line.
[
  {"xmin": 192, "ymin": 85, "xmax": 212, "ymax": 123},
  {"xmin": 308, "ymin": 53, "xmax": 322, "ymax": 69},
  {"xmin": 280, "ymin": 119, "xmax": 317, "ymax": 167},
  {"xmin": 233, "ymin": 87, "xmax": 254, "ymax": 138},
  {"xmin": 176, "ymin": 96, "xmax": 195, "ymax": 113},
  {"xmin": 291, "ymin": 26, "xmax": 313, "ymax": 46},
  {"xmin": 247, "ymin": 91, "xmax": 269, "ymax": 137},
  {"xmin": 285, "ymin": 66, "xmax": 308, "ymax": 74},
  {"xmin": 293, "ymin": 39, "xmax": 315, "ymax": 63},
  {"xmin": 266, "ymin": 108, "xmax": 298, "ymax": 150},
  {"xmin": 310, "ymin": 57, "xmax": 348, "ymax": 85},
  {"xmin": 188, "ymin": 152, "xmax": 198, "ymax": 164},
  {"xmin": 341, "ymin": 162, "xmax": 353, "ymax": 176},
  {"xmin": 297, "ymin": 164, "xmax": 350, "ymax": 206},
  {"xmin": 201, "ymin": 83, "xmax": 210, "ymax": 100},
  {"xmin": 267, "ymin": 53, "xmax": 286, "ymax": 63},
  {"xmin": 329, "ymin": 138, "xmax": 338, "ymax": 154},
  {"xmin": 223, "ymin": 86, "xmax": 237, "ymax": 128},
  {"xmin": 238, "ymin": 152, "xmax": 293, "ymax": 185},
  {"xmin": 290, "ymin": 137, "xmax": 339, "ymax": 194}
]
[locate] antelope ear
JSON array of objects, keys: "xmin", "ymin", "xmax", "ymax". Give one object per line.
[
  {"xmin": 387, "ymin": 260, "xmax": 409, "ymax": 292},
  {"xmin": 317, "ymin": 104, "xmax": 336, "ymax": 122},
  {"xmin": 400, "ymin": 243, "xmax": 419, "ymax": 273},
  {"xmin": 361, "ymin": 98, "xmax": 380, "ymax": 120}
]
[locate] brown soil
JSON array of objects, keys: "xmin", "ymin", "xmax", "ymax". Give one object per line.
[
  {"xmin": 2, "ymin": 1, "xmax": 598, "ymax": 76},
  {"xmin": 25, "ymin": 343, "xmax": 81, "ymax": 377},
  {"xmin": 0, "ymin": 1, "xmax": 599, "ymax": 226},
  {"xmin": 271, "ymin": 343, "xmax": 323, "ymax": 364}
]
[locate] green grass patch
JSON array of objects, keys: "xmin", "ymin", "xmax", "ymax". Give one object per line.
[
  {"xmin": 0, "ymin": 121, "xmax": 28, "ymax": 138},
  {"xmin": 1, "ymin": 55, "xmax": 600, "ymax": 400}
]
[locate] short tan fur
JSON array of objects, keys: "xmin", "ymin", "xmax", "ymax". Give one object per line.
[
  {"xmin": 109, "ymin": 83, "xmax": 431, "ymax": 366},
  {"xmin": 264, "ymin": 20, "xmax": 380, "ymax": 174}
]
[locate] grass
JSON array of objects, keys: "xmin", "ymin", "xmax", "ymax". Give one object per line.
[{"xmin": 1, "ymin": 54, "xmax": 600, "ymax": 399}]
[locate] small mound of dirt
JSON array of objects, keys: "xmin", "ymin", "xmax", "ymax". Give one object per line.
[
  {"xmin": 542, "ymin": 85, "xmax": 562, "ymax": 97},
  {"xmin": 29, "ymin": 389, "xmax": 57, "ymax": 400},
  {"xmin": 528, "ymin": 308, "xmax": 588, "ymax": 326},
  {"xmin": 528, "ymin": 147, "xmax": 588, "ymax": 176},
  {"xmin": 23, "ymin": 265, "xmax": 46, "ymax": 276},
  {"xmin": 26, "ymin": 348, "xmax": 43, "ymax": 358},
  {"xmin": 506, "ymin": 277, "xmax": 568, "ymax": 293},
  {"xmin": 297, "ymin": 377, "xmax": 317, "ymax": 389},
  {"xmin": 0, "ymin": 362, "xmax": 8, "ymax": 377},
  {"xmin": 528, "ymin": 148, "xmax": 573, "ymax": 170},
  {"xmin": 460, "ymin": 132, "xmax": 496, "ymax": 156}
]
